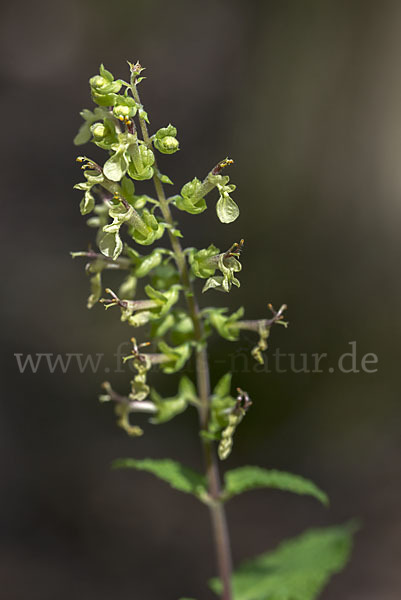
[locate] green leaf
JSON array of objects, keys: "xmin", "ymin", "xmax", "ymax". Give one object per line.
[
  {"xmin": 222, "ymin": 466, "xmax": 329, "ymax": 506},
  {"xmin": 113, "ymin": 458, "xmax": 207, "ymax": 499},
  {"xmin": 210, "ymin": 523, "xmax": 358, "ymax": 600}
]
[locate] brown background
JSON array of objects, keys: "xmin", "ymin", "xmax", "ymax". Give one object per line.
[{"xmin": 1, "ymin": 1, "xmax": 400, "ymax": 598}]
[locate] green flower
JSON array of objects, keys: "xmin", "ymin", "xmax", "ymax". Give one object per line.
[
  {"xmin": 189, "ymin": 240, "xmax": 243, "ymax": 292},
  {"xmin": 215, "ymin": 182, "xmax": 239, "ymax": 223}
]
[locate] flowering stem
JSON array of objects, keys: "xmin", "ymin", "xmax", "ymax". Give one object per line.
[
  {"xmin": 70, "ymin": 250, "xmax": 131, "ymax": 269},
  {"xmin": 234, "ymin": 303, "xmax": 288, "ymax": 332},
  {"xmin": 131, "ymin": 74, "xmax": 233, "ymax": 600}
]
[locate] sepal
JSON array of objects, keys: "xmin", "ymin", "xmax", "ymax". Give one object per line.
[
  {"xmin": 127, "ymin": 144, "xmax": 155, "ymax": 180},
  {"xmin": 174, "ymin": 178, "xmax": 207, "ymax": 214},
  {"xmin": 150, "ymin": 376, "xmax": 198, "ymax": 424},
  {"xmin": 157, "ymin": 340, "xmax": 192, "ymax": 374},
  {"xmin": 203, "ymin": 307, "xmax": 244, "ymax": 341}
]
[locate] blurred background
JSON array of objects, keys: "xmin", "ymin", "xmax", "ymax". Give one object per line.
[{"xmin": 1, "ymin": 0, "xmax": 400, "ymax": 598}]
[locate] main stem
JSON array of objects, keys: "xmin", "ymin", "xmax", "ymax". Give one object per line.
[{"xmin": 131, "ymin": 79, "xmax": 233, "ymax": 600}]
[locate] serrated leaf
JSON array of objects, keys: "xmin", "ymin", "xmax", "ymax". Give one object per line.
[
  {"xmin": 210, "ymin": 522, "xmax": 358, "ymax": 600},
  {"xmin": 222, "ymin": 466, "xmax": 328, "ymax": 506},
  {"xmin": 113, "ymin": 458, "xmax": 207, "ymax": 499}
]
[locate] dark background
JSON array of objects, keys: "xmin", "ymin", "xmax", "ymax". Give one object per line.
[{"xmin": 1, "ymin": 1, "xmax": 400, "ymax": 598}]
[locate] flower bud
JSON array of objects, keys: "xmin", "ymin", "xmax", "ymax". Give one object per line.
[
  {"xmin": 89, "ymin": 65, "xmax": 122, "ymax": 106},
  {"xmin": 155, "ymin": 135, "xmax": 179, "ymax": 154},
  {"xmin": 113, "ymin": 96, "xmax": 137, "ymax": 120},
  {"xmin": 90, "ymin": 75, "xmax": 108, "ymax": 89},
  {"xmin": 154, "ymin": 124, "xmax": 179, "ymax": 154},
  {"xmin": 91, "ymin": 123, "xmax": 107, "ymax": 140},
  {"xmin": 114, "ymin": 104, "xmax": 130, "ymax": 119}
]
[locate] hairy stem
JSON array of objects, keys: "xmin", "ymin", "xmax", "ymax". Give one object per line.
[{"xmin": 131, "ymin": 75, "xmax": 233, "ymax": 600}]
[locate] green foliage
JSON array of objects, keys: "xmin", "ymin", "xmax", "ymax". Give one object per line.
[
  {"xmin": 74, "ymin": 107, "xmax": 107, "ymax": 145},
  {"xmin": 113, "ymin": 458, "xmax": 207, "ymax": 499},
  {"xmin": 188, "ymin": 242, "xmax": 242, "ymax": 293},
  {"xmin": 151, "ymin": 376, "xmax": 198, "ymax": 424},
  {"xmin": 204, "ymin": 307, "xmax": 244, "ymax": 340},
  {"xmin": 157, "ymin": 340, "xmax": 192, "ymax": 373},
  {"xmin": 210, "ymin": 523, "xmax": 357, "ymax": 600},
  {"xmin": 222, "ymin": 466, "xmax": 329, "ymax": 506},
  {"xmin": 72, "ymin": 62, "xmax": 353, "ymax": 600}
]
